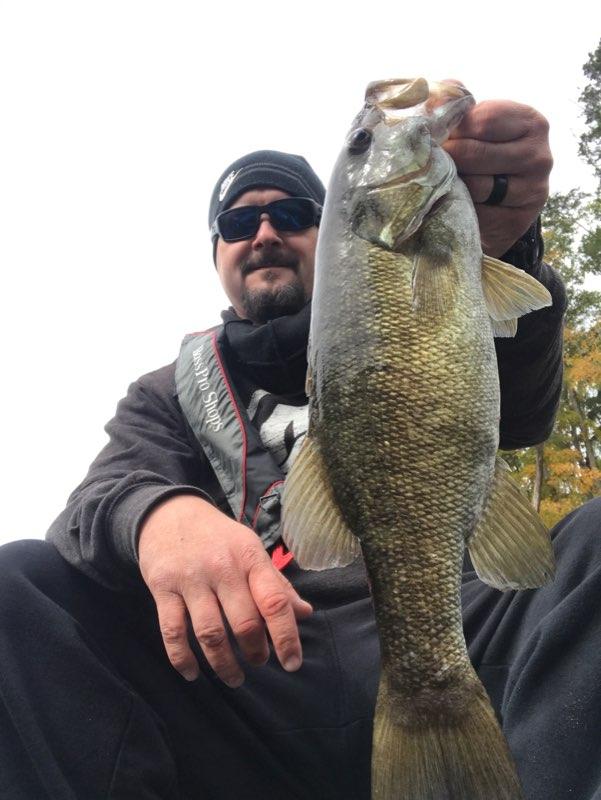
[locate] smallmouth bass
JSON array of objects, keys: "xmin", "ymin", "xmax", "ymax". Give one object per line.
[{"xmin": 282, "ymin": 78, "xmax": 555, "ymax": 799}]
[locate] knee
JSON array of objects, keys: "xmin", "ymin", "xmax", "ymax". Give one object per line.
[
  {"xmin": 0, "ymin": 539, "xmax": 65, "ymax": 602},
  {"xmin": 0, "ymin": 538, "xmax": 56, "ymax": 569},
  {"xmin": 551, "ymin": 497, "xmax": 601, "ymax": 572},
  {"xmin": 552, "ymin": 498, "xmax": 601, "ymax": 537}
]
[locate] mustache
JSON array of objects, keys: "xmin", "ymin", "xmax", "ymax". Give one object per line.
[{"xmin": 241, "ymin": 248, "xmax": 300, "ymax": 276}]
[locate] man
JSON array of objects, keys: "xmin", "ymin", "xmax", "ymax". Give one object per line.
[{"xmin": 1, "ymin": 98, "xmax": 599, "ymax": 800}]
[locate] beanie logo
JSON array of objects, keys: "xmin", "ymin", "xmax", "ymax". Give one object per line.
[{"xmin": 219, "ymin": 170, "xmax": 240, "ymax": 202}]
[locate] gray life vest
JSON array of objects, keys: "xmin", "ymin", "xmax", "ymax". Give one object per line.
[{"xmin": 175, "ymin": 327, "xmax": 286, "ymax": 550}]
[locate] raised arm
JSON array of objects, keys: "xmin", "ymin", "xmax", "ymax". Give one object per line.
[{"xmin": 444, "ymin": 97, "xmax": 567, "ymax": 448}]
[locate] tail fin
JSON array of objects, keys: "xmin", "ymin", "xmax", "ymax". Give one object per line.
[{"xmin": 372, "ymin": 672, "xmax": 523, "ymax": 800}]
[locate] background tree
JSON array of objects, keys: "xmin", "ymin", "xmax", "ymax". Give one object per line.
[
  {"xmin": 579, "ymin": 38, "xmax": 601, "ymax": 185},
  {"xmin": 504, "ymin": 39, "xmax": 601, "ymax": 527}
]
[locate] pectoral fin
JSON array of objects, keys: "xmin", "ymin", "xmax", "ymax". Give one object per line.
[
  {"xmin": 481, "ymin": 255, "xmax": 552, "ymax": 338},
  {"xmin": 281, "ymin": 436, "xmax": 361, "ymax": 570},
  {"xmin": 412, "ymin": 252, "xmax": 458, "ymax": 315},
  {"xmin": 468, "ymin": 456, "xmax": 555, "ymax": 590}
]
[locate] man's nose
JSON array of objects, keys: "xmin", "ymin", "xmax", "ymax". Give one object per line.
[{"xmin": 252, "ymin": 213, "xmax": 282, "ymax": 248}]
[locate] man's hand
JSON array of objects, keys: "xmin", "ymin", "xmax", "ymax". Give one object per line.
[
  {"xmin": 443, "ymin": 99, "xmax": 553, "ymax": 258},
  {"xmin": 138, "ymin": 494, "xmax": 312, "ymax": 687}
]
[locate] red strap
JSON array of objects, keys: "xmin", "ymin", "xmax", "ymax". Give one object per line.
[{"xmin": 271, "ymin": 542, "xmax": 294, "ymax": 571}]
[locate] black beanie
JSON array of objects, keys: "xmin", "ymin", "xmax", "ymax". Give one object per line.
[{"xmin": 208, "ymin": 149, "xmax": 326, "ymax": 236}]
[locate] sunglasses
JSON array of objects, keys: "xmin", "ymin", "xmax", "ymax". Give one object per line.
[{"xmin": 211, "ymin": 197, "xmax": 322, "ymax": 243}]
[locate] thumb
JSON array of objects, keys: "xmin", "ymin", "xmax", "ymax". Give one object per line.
[{"xmin": 440, "ymin": 77, "xmax": 466, "ymax": 89}]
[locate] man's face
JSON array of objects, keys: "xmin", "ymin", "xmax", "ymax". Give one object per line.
[{"xmin": 215, "ymin": 188, "xmax": 318, "ymax": 324}]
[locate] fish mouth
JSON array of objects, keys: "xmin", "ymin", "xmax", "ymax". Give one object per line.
[{"xmin": 370, "ymin": 156, "xmax": 433, "ymax": 192}]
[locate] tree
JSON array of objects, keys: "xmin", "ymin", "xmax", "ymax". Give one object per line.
[
  {"xmin": 542, "ymin": 189, "xmax": 601, "ymax": 328},
  {"xmin": 506, "ymin": 321, "xmax": 601, "ymax": 528},
  {"xmin": 503, "ymin": 40, "xmax": 601, "ymax": 528},
  {"xmin": 576, "ymin": 38, "xmax": 601, "ymax": 288},
  {"xmin": 579, "ymin": 38, "xmax": 601, "ymax": 185}
]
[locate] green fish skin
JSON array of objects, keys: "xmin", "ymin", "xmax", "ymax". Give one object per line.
[{"xmin": 282, "ymin": 78, "xmax": 555, "ymax": 800}]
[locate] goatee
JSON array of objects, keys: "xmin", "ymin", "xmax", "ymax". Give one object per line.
[
  {"xmin": 241, "ymin": 280, "xmax": 307, "ymax": 324},
  {"xmin": 240, "ymin": 246, "xmax": 308, "ymax": 324}
]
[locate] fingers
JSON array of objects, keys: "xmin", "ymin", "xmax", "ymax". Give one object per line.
[
  {"xmin": 443, "ymin": 100, "xmax": 552, "ymax": 215},
  {"xmin": 187, "ymin": 587, "xmax": 248, "ymax": 688},
  {"xmin": 154, "ymin": 589, "xmax": 200, "ymax": 682},
  {"xmin": 276, "ymin": 569, "xmax": 314, "ymax": 620},
  {"xmin": 459, "ymin": 174, "xmax": 548, "ymax": 209},
  {"xmin": 440, "ymin": 78, "xmax": 466, "ymax": 88},
  {"xmin": 247, "ymin": 561, "xmax": 307, "ymax": 672},
  {"xmin": 189, "ymin": 558, "xmax": 311, "ymax": 684},
  {"xmin": 447, "ymin": 99, "xmax": 549, "ymax": 143},
  {"xmin": 439, "ymin": 98, "xmax": 551, "ymax": 257},
  {"xmin": 213, "ymin": 581, "xmax": 270, "ymax": 670},
  {"xmin": 443, "ymin": 136, "xmax": 552, "ymax": 180},
  {"xmin": 198, "ymin": 556, "xmax": 312, "ymax": 684},
  {"xmin": 138, "ymin": 495, "xmax": 313, "ymax": 688},
  {"xmin": 152, "ymin": 542, "xmax": 313, "ymax": 687},
  {"xmin": 155, "ymin": 571, "xmax": 309, "ymax": 686}
]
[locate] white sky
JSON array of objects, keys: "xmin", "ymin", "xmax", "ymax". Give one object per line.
[{"xmin": 1, "ymin": 1, "xmax": 600, "ymax": 545}]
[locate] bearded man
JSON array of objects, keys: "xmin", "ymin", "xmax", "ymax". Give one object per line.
[{"xmin": 1, "ymin": 99, "xmax": 599, "ymax": 800}]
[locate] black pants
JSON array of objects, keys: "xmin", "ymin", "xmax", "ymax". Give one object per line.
[{"xmin": 1, "ymin": 499, "xmax": 600, "ymax": 800}]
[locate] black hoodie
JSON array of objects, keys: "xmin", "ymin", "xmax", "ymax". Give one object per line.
[{"xmin": 46, "ymin": 255, "xmax": 566, "ymax": 588}]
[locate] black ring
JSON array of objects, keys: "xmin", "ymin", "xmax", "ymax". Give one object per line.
[{"xmin": 484, "ymin": 174, "xmax": 509, "ymax": 206}]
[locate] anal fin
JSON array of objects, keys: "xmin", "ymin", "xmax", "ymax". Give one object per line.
[{"xmin": 468, "ymin": 456, "xmax": 555, "ymax": 590}]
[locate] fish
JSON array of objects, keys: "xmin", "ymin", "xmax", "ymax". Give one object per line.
[{"xmin": 282, "ymin": 78, "xmax": 556, "ymax": 799}]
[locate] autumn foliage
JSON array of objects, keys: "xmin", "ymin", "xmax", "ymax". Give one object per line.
[{"xmin": 504, "ymin": 319, "xmax": 601, "ymax": 527}]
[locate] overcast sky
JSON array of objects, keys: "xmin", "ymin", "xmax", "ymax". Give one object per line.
[{"xmin": 1, "ymin": 1, "xmax": 600, "ymax": 546}]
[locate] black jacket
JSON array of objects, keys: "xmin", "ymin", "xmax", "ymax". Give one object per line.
[
  {"xmin": 42, "ymin": 253, "xmax": 601, "ymax": 800},
  {"xmin": 46, "ymin": 258, "xmax": 566, "ymax": 590}
]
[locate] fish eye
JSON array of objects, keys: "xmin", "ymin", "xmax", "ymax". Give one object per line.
[{"xmin": 347, "ymin": 128, "xmax": 372, "ymax": 155}]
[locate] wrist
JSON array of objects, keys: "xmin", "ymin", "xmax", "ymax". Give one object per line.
[
  {"xmin": 136, "ymin": 490, "xmax": 217, "ymax": 559},
  {"xmin": 500, "ymin": 216, "xmax": 543, "ymax": 273}
]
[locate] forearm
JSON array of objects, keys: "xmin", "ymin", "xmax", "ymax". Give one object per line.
[
  {"xmin": 46, "ymin": 476, "xmax": 211, "ymax": 589},
  {"xmin": 496, "ymin": 223, "xmax": 567, "ymax": 449},
  {"xmin": 46, "ymin": 365, "xmax": 217, "ymax": 589}
]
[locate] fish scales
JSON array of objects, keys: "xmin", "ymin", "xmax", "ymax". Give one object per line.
[{"xmin": 282, "ymin": 77, "xmax": 555, "ymax": 799}]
